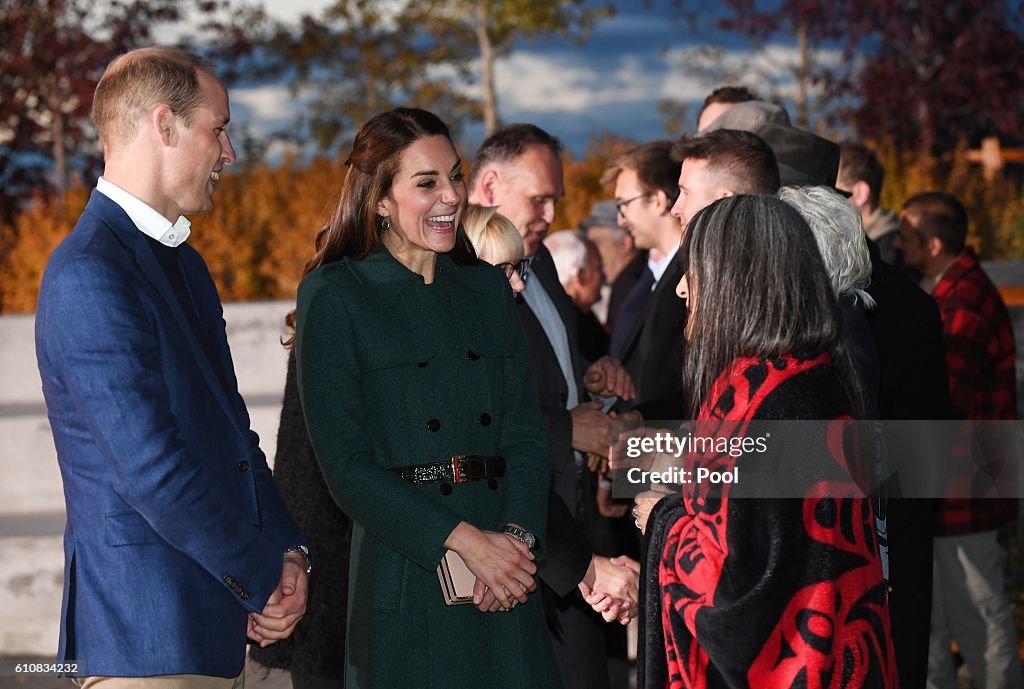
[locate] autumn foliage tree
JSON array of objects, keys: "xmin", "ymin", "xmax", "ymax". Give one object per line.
[
  {"xmin": 843, "ymin": 0, "xmax": 1024, "ymax": 154},
  {"xmin": 419, "ymin": 0, "xmax": 615, "ymax": 134},
  {"xmin": 249, "ymin": 0, "xmax": 481, "ymax": 154},
  {"xmin": 0, "ymin": 0, "xmax": 248, "ymax": 219}
]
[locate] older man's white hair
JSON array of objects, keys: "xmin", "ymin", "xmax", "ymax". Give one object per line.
[
  {"xmin": 778, "ymin": 185, "xmax": 876, "ymax": 308},
  {"xmin": 543, "ymin": 230, "xmax": 590, "ymax": 289}
]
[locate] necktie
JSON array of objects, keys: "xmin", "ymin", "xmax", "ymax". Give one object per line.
[
  {"xmin": 516, "ymin": 257, "xmax": 533, "ymax": 285},
  {"xmin": 609, "ymin": 267, "xmax": 655, "ymax": 359}
]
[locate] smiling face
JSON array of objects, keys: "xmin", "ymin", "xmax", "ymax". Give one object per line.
[
  {"xmin": 489, "ymin": 145, "xmax": 564, "ymax": 257},
  {"xmin": 378, "ymin": 135, "xmax": 466, "ymax": 264},
  {"xmin": 165, "ymin": 69, "xmax": 236, "ymax": 218}
]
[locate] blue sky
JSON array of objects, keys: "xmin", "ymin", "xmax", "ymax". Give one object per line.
[{"xmin": 222, "ymin": 0, "xmax": 831, "ymax": 159}]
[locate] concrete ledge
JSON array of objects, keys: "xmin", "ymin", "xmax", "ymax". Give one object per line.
[{"xmin": 0, "ymin": 536, "xmax": 62, "ymax": 657}]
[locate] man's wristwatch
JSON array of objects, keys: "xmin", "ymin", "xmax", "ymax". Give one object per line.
[
  {"xmin": 284, "ymin": 544, "xmax": 312, "ymax": 575},
  {"xmin": 503, "ymin": 525, "xmax": 536, "ymax": 552}
]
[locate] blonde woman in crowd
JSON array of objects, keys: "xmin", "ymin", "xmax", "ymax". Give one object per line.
[{"xmin": 463, "ymin": 204, "xmax": 526, "ymax": 294}]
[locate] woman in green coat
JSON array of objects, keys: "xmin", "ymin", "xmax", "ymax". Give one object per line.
[{"xmin": 292, "ymin": 108, "xmax": 563, "ymax": 689}]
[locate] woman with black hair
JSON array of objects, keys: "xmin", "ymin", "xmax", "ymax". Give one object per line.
[{"xmin": 639, "ymin": 195, "xmax": 897, "ymax": 689}]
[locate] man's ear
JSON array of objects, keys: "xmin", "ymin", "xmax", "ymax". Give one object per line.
[
  {"xmin": 651, "ymin": 189, "xmax": 670, "ymax": 215},
  {"xmin": 926, "ymin": 235, "xmax": 945, "ymax": 260},
  {"xmin": 851, "ymin": 180, "xmax": 872, "ymax": 210},
  {"xmin": 477, "ymin": 168, "xmax": 500, "ymax": 206},
  {"xmin": 718, "ymin": 188, "xmax": 735, "ymax": 201},
  {"xmin": 152, "ymin": 106, "xmax": 176, "ymax": 146}
]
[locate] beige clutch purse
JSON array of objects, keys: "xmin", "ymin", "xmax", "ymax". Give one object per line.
[{"xmin": 437, "ymin": 550, "xmax": 476, "ymax": 605}]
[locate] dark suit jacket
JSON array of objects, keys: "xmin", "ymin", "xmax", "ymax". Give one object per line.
[
  {"xmin": 607, "ymin": 251, "xmax": 649, "ymax": 330},
  {"xmin": 614, "ymin": 250, "xmax": 688, "ymax": 419},
  {"xmin": 515, "ymin": 246, "xmax": 595, "ymax": 596},
  {"xmin": 35, "ymin": 190, "xmax": 302, "ymax": 676},
  {"xmin": 864, "ymin": 239, "xmax": 951, "ymax": 689}
]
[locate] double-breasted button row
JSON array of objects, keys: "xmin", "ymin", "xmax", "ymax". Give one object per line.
[
  {"xmin": 426, "ymin": 413, "xmax": 493, "ymax": 431},
  {"xmin": 223, "ymin": 574, "xmax": 250, "ymax": 600},
  {"xmin": 438, "ymin": 478, "xmax": 500, "ymax": 496}
]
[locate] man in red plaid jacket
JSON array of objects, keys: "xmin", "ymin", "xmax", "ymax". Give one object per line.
[{"xmin": 897, "ymin": 191, "xmax": 1021, "ymax": 689}]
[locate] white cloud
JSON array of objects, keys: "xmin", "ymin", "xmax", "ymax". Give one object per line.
[
  {"xmin": 492, "ymin": 52, "xmax": 669, "ymax": 114},
  {"xmin": 662, "ymin": 43, "xmax": 844, "ymax": 100},
  {"xmin": 231, "ymin": 84, "xmax": 298, "ymax": 129},
  {"xmin": 259, "ymin": 0, "xmax": 335, "ymax": 24}
]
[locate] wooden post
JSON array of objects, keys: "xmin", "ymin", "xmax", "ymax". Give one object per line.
[{"xmin": 966, "ymin": 136, "xmax": 1024, "ymax": 180}]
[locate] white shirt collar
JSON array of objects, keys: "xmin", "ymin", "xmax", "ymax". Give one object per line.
[
  {"xmin": 649, "ymin": 243, "xmax": 680, "ymax": 288},
  {"xmin": 96, "ymin": 177, "xmax": 191, "ymax": 248}
]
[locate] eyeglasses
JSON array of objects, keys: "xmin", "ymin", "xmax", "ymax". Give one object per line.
[
  {"xmin": 495, "ymin": 262, "xmax": 517, "ymax": 279},
  {"xmin": 615, "ymin": 193, "xmax": 649, "ymax": 214},
  {"xmin": 494, "ymin": 259, "xmax": 531, "ymax": 283}
]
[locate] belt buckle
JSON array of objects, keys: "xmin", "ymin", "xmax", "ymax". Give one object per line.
[{"xmin": 451, "ymin": 455, "xmax": 471, "ymax": 484}]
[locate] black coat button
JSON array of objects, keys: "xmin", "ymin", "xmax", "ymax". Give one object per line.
[
  {"xmin": 418, "ymin": 361, "xmax": 429, "ymax": 368},
  {"xmin": 427, "ymin": 418, "xmax": 441, "ymax": 432},
  {"xmin": 467, "ymin": 350, "xmax": 480, "ymax": 361},
  {"xmin": 440, "ymin": 482, "xmax": 453, "ymax": 496},
  {"xmin": 237, "ymin": 460, "xmax": 249, "ymax": 472},
  {"xmin": 478, "ymin": 413, "xmax": 492, "ymax": 426},
  {"xmin": 487, "ymin": 478, "xmax": 498, "ymax": 490}
]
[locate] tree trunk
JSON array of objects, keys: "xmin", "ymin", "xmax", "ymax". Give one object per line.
[
  {"xmin": 795, "ymin": 19, "xmax": 809, "ymax": 130},
  {"xmin": 474, "ymin": 0, "xmax": 499, "ymax": 135},
  {"xmin": 52, "ymin": 105, "xmax": 66, "ymax": 204}
]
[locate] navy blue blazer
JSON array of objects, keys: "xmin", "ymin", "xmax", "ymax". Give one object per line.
[{"xmin": 35, "ymin": 191, "xmax": 302, "ymax": 677}]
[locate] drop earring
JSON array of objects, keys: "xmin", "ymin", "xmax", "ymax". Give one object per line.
[{"xmin": 381, "ymin": 217, "xmax": 390, "ymax": 231}]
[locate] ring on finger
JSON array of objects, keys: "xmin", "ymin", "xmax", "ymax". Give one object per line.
[
  {"xmin": 634, "ymin": 518, "xmax": 641, "ymax": 529},
  {"xmin": 631, "ymin": 503, "xmax": 639, "ymax": 518}
]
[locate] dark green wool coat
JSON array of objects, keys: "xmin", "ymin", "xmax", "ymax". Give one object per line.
[{"xmin": 295, "ymin": 247, "xmax": 563, "ymax": 689}]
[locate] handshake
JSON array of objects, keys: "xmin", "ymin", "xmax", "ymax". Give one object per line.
[{"xmin": 578, "ymin": 554, "xmax": 640, "ymax": 625}]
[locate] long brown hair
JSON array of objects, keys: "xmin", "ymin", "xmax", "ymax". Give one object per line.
[{"xmin": 284, "ymin": 108, "xmax": 476, "ymax": 345}]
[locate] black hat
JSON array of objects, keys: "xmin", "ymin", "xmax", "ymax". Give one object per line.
[{"xmin": 755, "ymin": 123, "xmax": 841, "ymax": 188}]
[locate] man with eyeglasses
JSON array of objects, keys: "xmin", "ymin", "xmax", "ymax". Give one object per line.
[
  {"xmin": 470, "ymin": 124, "xmax": 641, "ymax": 689},
  {"xmin": 601, "ymin": 140, "xmax": 686, "ymax": 419}
]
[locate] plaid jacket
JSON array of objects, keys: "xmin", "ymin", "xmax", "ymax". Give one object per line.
[{"xmin": 932, "ymin": 248, "xmax": 1018, "ymax": 535}]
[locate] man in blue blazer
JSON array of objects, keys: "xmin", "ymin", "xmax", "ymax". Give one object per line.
[{"xmin": 34, "ymin": 47, "xmax": 308, "ymax": 686}]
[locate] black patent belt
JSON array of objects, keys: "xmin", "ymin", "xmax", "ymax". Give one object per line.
[{"xmin": 394, "ymin": 455, "xmax": 506, "ymax": 485}]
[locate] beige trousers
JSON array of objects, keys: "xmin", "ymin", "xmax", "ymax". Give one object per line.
[{"xmin": 73, "ymin": 671, "xmax": 244, "ymax": 689}]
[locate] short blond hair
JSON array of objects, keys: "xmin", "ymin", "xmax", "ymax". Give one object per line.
[
  {"xmin": 92, "ymin": 47, "xmax": 214, "ymax": 152},
  {"xmin": 463, "ymin": 205, "xmax": 524, "ymax": 265}
]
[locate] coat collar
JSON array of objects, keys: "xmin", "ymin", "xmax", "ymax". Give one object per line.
[
  {"xmin": 932, "ymin": 247, "xmax": 980, "ymax": 301},
  {"xmin": 617, "ymin": 249, "xmax": 685, "ymax": 360},
  {"xmin": 340, "ymin": 245, "xmax": 489, "ymax": 307}
]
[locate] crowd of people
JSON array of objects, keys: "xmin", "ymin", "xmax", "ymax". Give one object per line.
[{"xmin": 34, "ymin": 48, "xmax": 1020, "ymax": 689}]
